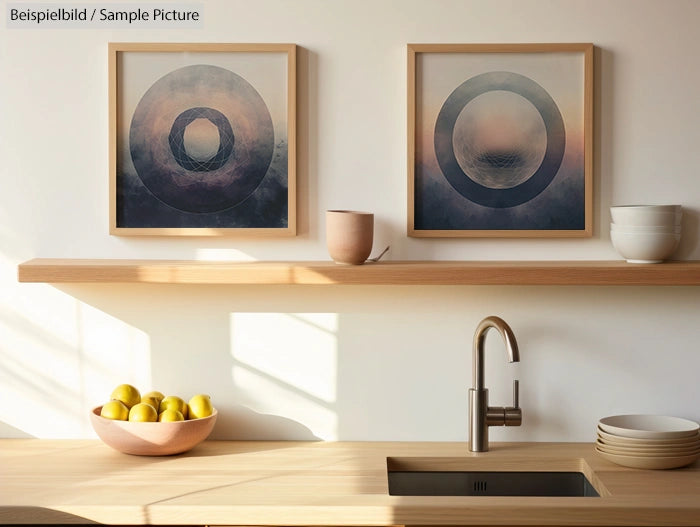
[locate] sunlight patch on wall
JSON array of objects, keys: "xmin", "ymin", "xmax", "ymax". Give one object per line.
[
  {"xmin": 77, "ymin": 301, "xmax": 151, "ymax": 418},
  {"xmin": 230, "ymin": 313, "xmax": 338, "ymax": 439},
  {"xmin": 0, "ymin": 254, "xmax": 150, "ymax": 437},
  {"xmin": 195, "ymin": 248, "xmax": 257, "ymax": 261}
]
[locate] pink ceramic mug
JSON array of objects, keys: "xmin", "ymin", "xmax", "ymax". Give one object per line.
[{"xmin": 326, "ymin": 210, "xmax": 374, "ymax": 265}]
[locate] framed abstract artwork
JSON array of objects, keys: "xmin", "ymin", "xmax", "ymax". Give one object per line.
[
  {"xmin": 408, "ymin": 43, "xmax": 593, "ymax": 237},
  {"xmin": 109, "ymin": 43, "xmax": 296, "ymax": 236}
]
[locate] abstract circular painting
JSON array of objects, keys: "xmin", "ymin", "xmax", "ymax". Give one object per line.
[
  {"xmin": 409, "ymin": 44, "xmax": 592, "ymax": 237},
  {"xmin": 111, "ymin": 43, "xmax": 296, "ymax": 235}
]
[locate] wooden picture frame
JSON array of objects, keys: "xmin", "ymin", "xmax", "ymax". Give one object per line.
[
  {"xmin": 408, "ymin": 43, "xmax": 593, "ymax": 238},
  {"xmin": 109, "ymin": 43, "xmax": 296, "ymax": 236}
]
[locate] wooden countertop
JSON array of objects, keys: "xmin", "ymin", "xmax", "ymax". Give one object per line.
[{"xmin": 1, "ymin": 440, "xmax": 699, "ymax": 526}]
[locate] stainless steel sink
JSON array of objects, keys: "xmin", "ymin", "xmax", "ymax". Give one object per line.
[
  {"xmin": 387, "ymin": 457, "xmax": 601, "ymax": 497},
  {"xmin": 388, "ymin": 470, "xmax": 599, "ymax": 497}
]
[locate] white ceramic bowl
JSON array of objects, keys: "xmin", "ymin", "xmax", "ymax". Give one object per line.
[
  {"xmin": 611, "ymin": 223, "xmax": 681, "ymax": 234},
  {"xmin": 598, "ymin": 415, "xmax": 699, "ymax": 440},
  {"xmin": 90, "ymin": 405, "xmax": 217, "ymax": 455},
  {"xmin": 610, "ymin": 205, "xmax": 682, "ymax": 226},
  {"xmin": 597, "ymin": 427, "xmax": 700, "ymax": 447},
  {"xmin": 610, "ymin": 230, "xmax": 680, "ymax": 263}
]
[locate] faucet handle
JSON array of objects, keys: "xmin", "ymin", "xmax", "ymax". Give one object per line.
[{"xmin": 505, "ymin": 380, "xmax": 522, "ymax": 427}]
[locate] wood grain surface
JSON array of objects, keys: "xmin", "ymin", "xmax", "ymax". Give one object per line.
[
  {"xmin": 17, "ymin": 259, "xmax": 700, "ymax": 285},
  {"xmin": 2, "ymin": 440, "xmax": 699, "ymax": 525}
]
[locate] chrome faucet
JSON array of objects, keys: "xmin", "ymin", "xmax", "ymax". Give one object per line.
[{"xmin": 469, "ymin": 316, "xmax": 522, "ymax": 452}]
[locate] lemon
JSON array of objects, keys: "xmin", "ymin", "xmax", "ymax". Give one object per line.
[
  {"xmin": 158, "ymin": 409, "xmax": 185, "ymax": 422},
  {"xmin": 188, "ymin": 394, "xmax": 214, "ymax": 419},
  {"xmin": 100, "ymin": 400, "xmax": 129, "ymax": 420},
  {"xmin": 110, "ymin": 384, "xmax": 141, "ymax": 409},
  {"xmin": 142, "ymin": 390, "xmax": 165, "ymax": 405},
  {"xmin": 140, "ymin": 395, "xmax": 160, "ymax": 410},
  {"xmin": 128, "ymin": 402, "xmax": 158, "ymax": 422},
  {"xmin": 159, "ymin": 395, "xmax": 188, "ymax": 419}
]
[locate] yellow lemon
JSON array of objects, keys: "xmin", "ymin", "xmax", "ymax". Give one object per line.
[
  {"xmin": 128, "ymin": 402, "xmax": 158, "ymax": 422},
  {"xmin": 158, "ymin": 409, "xmax": 185, "ymax": 422},
  {"xmin": 100, "ymin": 400, "xmax": 129, "ymax": 420},
  {"xmin": 188, "ymin": 394, "xmax": 214, "ymax": 419},
  {"xmin": 159, "ymin": 395, "xmax": 188, "ymax": 419},
  {"xmin": 110, "ymin": 384, "xmax": 141, "ymax": 409},
  {"xmin": 140, "ymin": 395, "xmax": 160, "ymax": 410},
  {"xmin": 142, "ymin": 390, "xmax": 165, "ymax": 405}
]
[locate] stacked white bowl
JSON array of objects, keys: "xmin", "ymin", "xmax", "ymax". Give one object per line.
[
  {"xmin": 610, "ymin": 205, "xmax": 682, "ymax": 263},
  {"xmin": 596, "ymin": 414, "xmax": 700, "ymax": 469}
]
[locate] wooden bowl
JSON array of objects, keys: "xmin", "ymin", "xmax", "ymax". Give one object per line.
[
  {"xmin": 596, "ymin": 439, "xmax": 700, "ymax": 457},
  {"xmin": 90, "ymin": 405, "xmax": 217, "ymax": 456},
  {"xmin": 595, "ymin": 446, "xmax": 700, "ymax": 470}
]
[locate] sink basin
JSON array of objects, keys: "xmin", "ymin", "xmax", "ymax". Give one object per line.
[
  {"xmin": 388, "ymin": 470, "xmax": 599, "ymax": 497},
  {"xmin": 387, "ymin": 457, "xmax": 601, "ymax": 497}
]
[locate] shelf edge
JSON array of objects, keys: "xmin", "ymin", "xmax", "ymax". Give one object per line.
[{"xmin": 17, "ymin": 259, "xmax": 700, "ymax": 286}]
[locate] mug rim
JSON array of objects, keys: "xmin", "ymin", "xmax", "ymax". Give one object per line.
[{"xmin": 326, "ymin": 209, "xmax": 373, "ymax": 216}]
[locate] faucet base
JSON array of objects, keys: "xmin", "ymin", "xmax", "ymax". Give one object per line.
[
  {"xmin": 468, "ymin": 388, "xmax": 489, "ymax": 452},
  {"xmin": 469, "ymin": 388, "xmax": 523, "ymax": 452}
]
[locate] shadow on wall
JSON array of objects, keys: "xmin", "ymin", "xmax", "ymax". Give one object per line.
[
  {"xmin": 676, "ymin": 208, "xmax": 699, "ymax": 260},
  {"xmin": 52, "ymin": 284, "xmax": 322, "ymax": 441},
  {"xmin": 16, "ymin": 283, "xmax": 465, "ymax": 441},
  {"xmin": 4, "ymin": 282, "xmax": 700, "ymax": 441},
  {"xmin": 43, "ymin": 284, "xmax": 475, "ymax": 441},
  {"xmin": 26, "ymin": 284, "xmax": 569, "ymax": 441},
  {"xmin": 0, "ymin": 422, "xmax": 34, "ymax": 438},
  {"xmin": 222, "ymin": 406, "xmax": 319, "ymax": 440},
  {"xmin": 0, "ymin": 278, "xmax": 127, "ymax": 438}
]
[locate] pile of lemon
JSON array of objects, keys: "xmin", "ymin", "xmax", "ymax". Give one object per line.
[{"xmin": 100, "ymin": 384, "xmax": 214, "ymax": 422}]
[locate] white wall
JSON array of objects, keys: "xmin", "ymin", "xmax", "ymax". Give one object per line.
[{"xmin": 1, "ymin": 0, "xmax": 699, "ymax": 441}]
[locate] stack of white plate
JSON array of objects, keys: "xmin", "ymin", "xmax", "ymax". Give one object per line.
[
  {"xmin": 610, "ymin": 205, "xmax": 682, "ymax": 263},
  {"xmin": 596, "ymin": 414, "xmax": 700, "ymax": 469}
]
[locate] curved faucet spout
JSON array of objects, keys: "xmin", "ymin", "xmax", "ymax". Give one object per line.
[
  {"xmin": 472, "ymin": 316, "xmax": 520, "ymax": 391},
  {"xmin": 469, "ymin": 316, "xmax": 523, "ymax": 452}
]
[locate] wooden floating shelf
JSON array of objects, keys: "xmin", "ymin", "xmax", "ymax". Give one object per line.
[{"xmin": 16, "ymin": 258, "xmax": 700, "ymax": 286}]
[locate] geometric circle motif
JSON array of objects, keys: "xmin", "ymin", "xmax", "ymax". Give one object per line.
[
  {"xmin": 452, "ymin": 91, "xmax": 547, "ymax": 189},
  {"xmin": 129, "ymin": 64, "xmax": 274, "ymax": 214},
  {"xmin": 168, "ymin": 107, "xmax": 234, "ymax": 172},
  {"xmin": 434, "ymin": 71, "xmax": 566, "ymax": 209}
]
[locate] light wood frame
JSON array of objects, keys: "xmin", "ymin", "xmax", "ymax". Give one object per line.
[
  {"xmin": 408, "ymin": 43, "xmax": 593, "ymax": 238},
  {"xmin": 109, "ymin": 43, "xmax": 297, "ymax": 236}
]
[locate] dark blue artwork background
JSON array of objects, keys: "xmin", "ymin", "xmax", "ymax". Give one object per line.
[
  {"xmin": 414, "ymin": 157, "xmax": 585, "ymax": 231},
  {"xmin": 117, "ymin": 140, "xmax": 288, "ymax": 228}
]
